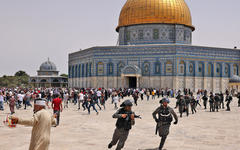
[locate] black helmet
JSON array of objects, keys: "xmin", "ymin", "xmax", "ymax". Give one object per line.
[
  {"xmin": 159, "ymin": 98, "xmax": 170, "ymax": 104},
  {"xmin": 120, "ymin": 100, "xmax": 133, "ymax": 107}
]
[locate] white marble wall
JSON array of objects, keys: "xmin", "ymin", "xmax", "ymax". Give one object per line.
[{"xmin": 69, "ymin": 76, "xmax": 229, "ymax": 92}]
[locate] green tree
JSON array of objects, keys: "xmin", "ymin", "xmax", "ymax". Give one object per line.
[
  {"xmin": 60, "ymin": 74, "xmax": 68, "ymax": 78},
  {"xmin": 14, "ymin": 70, "xmax": 29, "ymax": 77}
]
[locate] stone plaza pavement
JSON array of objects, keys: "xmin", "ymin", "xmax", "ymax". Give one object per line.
[{"xmin": 0, "ymin": 97, "xmax": 240, "ymax": 150}]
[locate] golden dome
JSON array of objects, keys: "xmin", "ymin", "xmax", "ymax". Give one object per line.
[{"xmin": 117, "ymin": 0, "xmax": 194, "ymax": 31}]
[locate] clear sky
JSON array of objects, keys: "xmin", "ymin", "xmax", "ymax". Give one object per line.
[{"xmin": 0, "ymin": 0, "xmax": 239, "ymax": 76}]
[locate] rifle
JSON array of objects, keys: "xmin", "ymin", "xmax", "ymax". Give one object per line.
[{"xmin": 125, "ymin": 112, "xmax": 142, "ymax": 121}]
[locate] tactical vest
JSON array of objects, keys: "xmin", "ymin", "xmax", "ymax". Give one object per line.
[
  {"xmin": 158, "ymin": 107, "xmax": 173, "ymax": 123},
  {"xmin": 116, "ymin": 108, "xmax": 133, "ymax": 131}
]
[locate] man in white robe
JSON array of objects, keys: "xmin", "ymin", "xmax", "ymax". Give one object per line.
[{"xmin": 12, "ymin": 98, "xmax": 56, "ymax": 150}]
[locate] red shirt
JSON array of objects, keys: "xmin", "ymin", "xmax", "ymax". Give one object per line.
[{"xmin": 52, "ymin": 98, "xmax": 62, "ymax": 111}]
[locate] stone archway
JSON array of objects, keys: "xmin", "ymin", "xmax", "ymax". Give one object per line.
[{"xmin": 121, "ymin": 65, "xmax": 142, "ymax": 88}]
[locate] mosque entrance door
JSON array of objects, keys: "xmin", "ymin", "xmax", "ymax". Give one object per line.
[
  {"xmin": 128, "ymin": 77, "xmax": 137, "ymax": 88},
  {"xmin": 121, "ymin": 65, "xmax": 141, "ymax": 88}
]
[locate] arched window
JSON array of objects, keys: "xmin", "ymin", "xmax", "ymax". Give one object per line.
[
  {"xmin": 82, "ymin": 64, "xmax": 85, "ymax": 77},
  {"xmin": 225, "ymin": 64, "xmax": 230, "ymax": 77},
  {"xmin": 216, "ymin": 63, "xmax": 222, "ymax": 77},
  {"xmin": 166, "ymin": 61, "xmax": 173, "ymax": 74},
  {"xmin": 31, "ymin": 79, "xmax": 36, "ymax": 82},
  {"xmin": 233, "ymin": 64, "xmax": 239, "ymax": 75},
  {"xmin": 117, "ymin": 62, "xmax": 125, "ymax": 76},
  {"xmin": 75, "ymin": 65, "xmax": 78, "ymax": 78},
  {"xmin": 86, "ymin": 63, "xmax": 88, "ymax": 77},
  {"xmin": 78, "ymin": 64, "xmax": 81, "ymax": 77},
  {"xmin": 72, "ymin": 66, "xmax": 74, "ymax": 78},
  {"xmin": 107, "ymin": 62, "xmax": 114, "ymax": 75},
  {"xmin": 208, "ymin": 63, "xmax": 213, "ymax": 77},
  {"xmin": 53, "ymin": 79, "xmax": 59, "ymax": 82},
  {"xmin": 189, "ymin": 62, "xmax": 195, "ymax": 76},
  {"xmin": 198, "ymin": 62, "xmax": 204, "ymax": 77},
  {"xmin": 89, "ymin": 63, "xmax": 92, "ymax": 77},
  {"xmin": 68, "ymin": 66, "xmax": 71, "ymax": 78},
  {"xmin": 153, "ymin": 29, "xmax": 159, "ymax": 40},
  {"xmin": 97, "ymin": 62, "xmax": 104, "ymax": 76},
  {"xmin": 142, "ymin": 62, "xmax": 150, "ymax": 75},
  {"xmin": 179, "ymin": 60, "xmax": 185, "ymax": 75},
  {"xmin": 155, "ymin": 62, "xmax": 161, "ymax": 74},
  {"xmin": 40, "ymin": 79, "xmax": 47, "ymax": 83}
]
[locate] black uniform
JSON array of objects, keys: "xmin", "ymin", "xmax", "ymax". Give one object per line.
[
  {"xmin": 108, "ymin": 100, "xmax": 137, "ymax": 150},
  {"xmin": 152, "ymin": 105, "xmax": 178, "ymax": 150},
  {"xmin": 219, "ymin": 92, "xmax": 224, "ymax": 109},
  {"xmin": 209, "ymin": 94, "xmax": 215, "ymax": 112},
  {"xmin": 190, "ymin": 96, "xmax": 197, "ymax": 114},
  {"xmin": 184, "ymin": 95, "xmax": 190, "ymax": 117},
  {"xmin": 214, "ymin": 94, "xmax": 220, "ymax": 112},
  {"xmin": 237, "ymin": 93, "xmax": 240, "ymax": 107},
  {"xmin": 225, "ymin": 94, "xmax": 233, "ymax": 111},
  {"xmin": 202, "ymin": 95, "xmax": 208, "ymax": 109},
  {"xmin": 178, "ymin": 96, "xmax": 185, "ymax": 117}
]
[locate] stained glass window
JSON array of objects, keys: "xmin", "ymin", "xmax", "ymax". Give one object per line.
[
  {"xmin": 155, "ymin": 62, "xmax": 161, "ymax": 74},
  {"xmin": 126, "ymin": 31, "xmax": 130, "ymax": 41},
  {"xmin": 153, "ymin": 29, "xmax": 159, "ymax": 40},
  {"xmin": 233, "ymin": 64, "xmax": 238, "ymax": 75},
  {"xmin": 97, "ymin": 62, "xmax": 104, "ymax": 76},
  {"xmin": 166, "ymin": 61, "xmax": 173, "ymax": 73},
  {"xmin": 139, "ymin": 30, "xmax": 144, "ymax": 40}
]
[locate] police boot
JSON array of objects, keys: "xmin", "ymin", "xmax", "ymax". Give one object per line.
[
  {"xmin": 108, "ymin": 143, "xmax": 112, "ymax": 149},
  {"xmin": 159, "ymin": 136, "xmax": 167, "ymax": 150}
]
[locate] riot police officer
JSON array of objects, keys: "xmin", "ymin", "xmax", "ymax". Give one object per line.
[
  {"xmin": 209, "ymin": 92, "xmax": 215, "ymax": 112},
  {"xmin": 225, "ymin": 93, "xmax": 233, "ymax": 111},
  {"xmin": 214, "ymin": 93, "xmax": 220, "ymax": 112},
  {"xmin": 190, "ymin": 95, "xmax": 197, "ymax": 114},
  {"xmin": 178, "ymin": 95, "xmax": 185, "ymax": 117},
  {"xmin": 108, "ymin": 100, "xmax": 138, "ymax": 150},
  {"xmin": 202, "ymin": 94, "xmax": 208, "ymax": 109},
  {"xmin": 184, "ymin": 95, "xmax": 190, "ymax": 117},
  {"xmin": 152, "ymin": 98, "xmax": 178, "ymax": 150},
  {"xmin": 219, "ymin": 92, "xmax": 224, "ymax": 109}
]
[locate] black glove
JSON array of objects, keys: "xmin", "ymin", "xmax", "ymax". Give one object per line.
[{"xmin": 173, "ymin": 121, "xmax": 178, "ymax": 125}]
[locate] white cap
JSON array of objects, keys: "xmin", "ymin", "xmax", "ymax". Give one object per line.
[{"xmin": 35, "ymin": 100, "xmax": 46, "ymax": 106}]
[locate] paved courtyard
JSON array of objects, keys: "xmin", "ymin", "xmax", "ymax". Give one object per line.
[{"xmin": 0, "ymin": 97, "xmax": 240, "ymax": 150}]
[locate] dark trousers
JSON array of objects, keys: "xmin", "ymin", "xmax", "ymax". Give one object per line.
[
  {"xmin": 214, "ymin": 102, "xmax": 219, "ymax": 112},
  {"xmin": 203, "ymin": 101, "xmax": 207, "ymax": 109},
  {"xmin": 0, "ymin": 101, "xmax": 4, "ymax": 110},
  {"xmin": 179, "ymin": 105, "xmax": 184, "ymax": 117},
  {"xmin": 185, "ymin": 105, "xmax": 189, "ymax": 117},
  {"xmin": 159, "ymin": 135, "xmax": 167, "ymax": 150},
  {"xmin": 110, "ymin": 128, "xmax": 129, "ymax": 150},
  {"xmin": 88, "ymin": 103, "xmax": 98, "ymax": 114},
  {"xmin": 226, "ymin": 101, "xmax": 231, "ymax": 111},
  {"xmin": 54, "ymin": 110, "xmax": 60, "ymax": 125},
  {"xmin": 220, "ymin": 101, "xmax": 224, "ymax": 109},
  {"xmin": 24, "ymin": 100, "xmax": 32, "ymax": 109},
  {"xmin": 191, "ymin": 104, "xmax": 196, "ymax": 114},
  {"xmin": 134, "ymin": 99, "xmax": 138, "ymax": 106},
  {"xmin": 95, "ymin": 102, "xmax": 102, "ymax": 110},
  {"xmin": 210, "ymin": 103, "xmax": 214, "ymax": 112}
]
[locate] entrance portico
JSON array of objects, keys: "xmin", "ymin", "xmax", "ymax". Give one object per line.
[{"xmin": 121, "ymin": 65, "xmax": 141, "ymax": 88}]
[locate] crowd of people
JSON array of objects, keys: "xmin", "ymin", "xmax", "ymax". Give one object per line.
[
  {"xmin": 1, "ymin": 87, "xmax": 240, "ymax": 150},
  {"xmin": 0, "ymin": 87, "xmax": 239, "ymax": 115}
]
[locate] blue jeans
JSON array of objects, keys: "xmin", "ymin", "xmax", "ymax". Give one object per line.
[
  {"xmin": 54, "ymin": 110, "xmax": 60, "ymax": 125},
  {"xmin": 88, "ymin": 103, "xmax": 98, "ymax": 114},
  {"xmin": 0, "ymin": 101, "xmax": 4, "ymax": 110}
]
